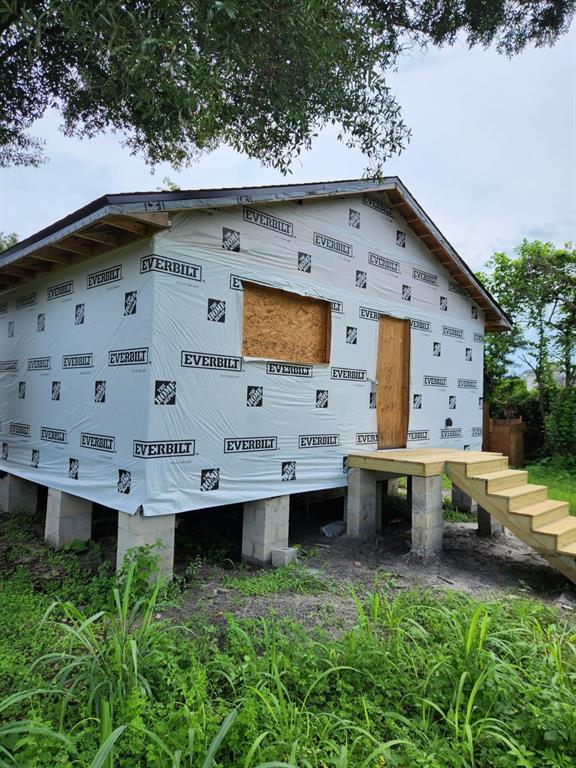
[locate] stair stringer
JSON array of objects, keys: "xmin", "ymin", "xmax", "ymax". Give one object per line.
[{"xmin": 446, "ymin": 463, "xmax": 576, "ymax": 585}]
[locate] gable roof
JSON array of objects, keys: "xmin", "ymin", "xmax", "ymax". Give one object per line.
[{"xmin": 0, "ymin": 177, "xmax": 512, "ymax": 331}]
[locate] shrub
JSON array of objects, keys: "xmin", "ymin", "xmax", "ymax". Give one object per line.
[{"xmin": 546, "ymin": 387, "xmax": 576, "ymax": 464}]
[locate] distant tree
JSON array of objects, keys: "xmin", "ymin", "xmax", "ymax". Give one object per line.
[
  {"xmin": 0, "ymin": 231, "xmax": 18, "ymax": 253},
  {"xmin": 478, "ymin": 240, "xmax": 576, "ymax": 422},
  {"xmin": 1, "ymin": 1, "xmax": 573, "ymax": 171}
]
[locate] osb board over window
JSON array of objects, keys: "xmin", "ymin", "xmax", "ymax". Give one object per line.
[{"xmin": 242, "ymin": 282, "xmax": 331, "ymax": 364}]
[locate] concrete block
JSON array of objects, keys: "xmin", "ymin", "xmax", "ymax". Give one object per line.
[
  {"xmin": 271, "ymin": 547, "xmax": 299, "ymax": 567},
  {"xmin": 411, "ymin": 475, "xmax": 443, "ymax": 556},
  {"xmin": 116, "ymin": 511, "xmax": 176, "ymax": 578},
  {"xmin": 45, "ymin": 488, "xmax": 92, "ymax": 547},
  {"xmin": 478, "ymin": 505, "xmax": 504, "ymax": 538},
  {"xmin": 346, "ymin": 468, "xmax": 377, "ymax": 538},
  {"xmin": 242, "ymin": 495, "xmax": 290, "ymax": 565},
  {"xmin": 452, "ymin": 485, "xmax": 478, "ymax": 515},
  {"xmin": 0, "ymin": 473, "xmax": 38, "ymax": 515}
]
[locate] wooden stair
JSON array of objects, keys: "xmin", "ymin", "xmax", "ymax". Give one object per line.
[{"xmin": 446, "ymin": 456, "xmax": 576, "ymax": 583}]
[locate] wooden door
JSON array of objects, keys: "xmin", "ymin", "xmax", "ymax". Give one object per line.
[{"xmin": 376, "ymin": 316, "xmax": 410, "ymax": 449}]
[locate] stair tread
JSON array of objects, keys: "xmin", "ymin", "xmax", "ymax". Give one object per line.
[
  {"xmin": 510, "ymin": 499, "xmax": 569, "ymax": 517},
  {"xmin": 558, "ymin": 542, "xmax": 576, "ymax": 556},
  {"xmin": 471, "ymin": 470, "xmax": 527, "ymax": 481},
  {"xmin": 492, "ymin": 484, "xmax": 547, "ymax": 498},
  {"xmin": 534, "ymin": 517, "xmax": 576, "ymax": 535}
]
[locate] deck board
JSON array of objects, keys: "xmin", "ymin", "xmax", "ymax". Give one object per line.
[{"xmin": 347, "ymin": 448, "xmax": 503, "ymax": 477}]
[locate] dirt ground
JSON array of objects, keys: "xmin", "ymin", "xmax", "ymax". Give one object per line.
[{"xmin": 173, "ymin": 509, "xmax": 576, "ymax": 632}]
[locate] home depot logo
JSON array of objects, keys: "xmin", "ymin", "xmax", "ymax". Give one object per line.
[
  {"xmin": 201, "ymin": 468, "xmax": 219, "ymax": 491},
  {"xmin": 51, "ymin": 381, "xmax": 61, "ymax": 401},
  {"xmin": 182, "ymin": 351, "xmax": 243, "ymax": 371},
  {"xmin": 222, "ymin": 227, "xmax": 240, "ymax": 251},
  {"xmin": 440, "ymin": 296, "xmax": 448, "ymax": 311},
  {"xmin": 316, "ymin": 389, "xmax": 328, "ymax": 408},
  {"xmin": 441, "ymin": 428, "xmax": 462, "ymax": 438},
  {"xmin": 63, "ymin": 353, "xmax": 93, "ymax": 369},
  {"xmin": 442, "ymin": 325, "xmax": 464, "ymax": 338},
  {"xmin": 369, "ymin": 392, "xmax": 376, "ymax": 409},
  {"xmin": 87, "ymin": 265, "xmax": 122, "ymax": 289},
  {"xmin": 69, "ymin": 458, "xmax": 79, "ymax": 479},
  {"xmin": 402, "ymin": 285, "xmax": 411, "ymax": 301},
  {"xmin": 243, "ymin": 207, "xmax": 293, "ymax": 236},
  {"xmin": 298, "ymin": 434, "xmax": 340, "ymax": 448},
  {"xmin": 28, "ymin": 357, "xmax": 51, "ymax": 371},
  {"xmin": 31, "ymin": 449, "xmax": 39, "ymax": 468},
  {"xmin": 458, "ymin": 378, "xmax": 478, "ymax": 389},
  {"xmin": 356, "ymin": 432, "xmax": 377, "ymax": 445},
  {"xmin": 396, "ymin": 230, "xmax": 406, "ymax": 247},
  {"xmin": 424, "ymin": 376, "xmax": 447, "ymax": 387},
  {"xmin": 331, "ymin": 367, "xmax": 367, "ymax": 382},
  {"xmin": 408, "ymin": 430, "xmax": 430, "ymax": 441},
  {"xmin": 75, "ymin": 304, "xmax": 85, "ymax": 324},
  {"xmin": 471, "ymin": 305, "xmax": 479, "ymax": 319},
  {"xmin": 207, "ymin": 298, "xmax": 226, "ymax": 323},
  {"xmin": 80, "ymin": 432, "xmax": 116, "ymax": 452},
  {"xmin": 349, "ymin": 208, "xmax": 360, "ymax": 228},
  {"xmin": 47, "ymin": 281, "xmax": 74, "ymax": 300},
  {"xmin": 313, "ymin": 232, "xmax": 352, "ymax": 257},
  {"xmin": 282, "ymin": 461, "xmax": 296, "ymax": 481},
  {"xmin": 154, "ymin": 380, "xmax": 176, "ymax": 405},
  {"xmin": 18, "ymin": 382, "xmax": 25, "ymax": 399},
  {"xmin": 465, "ymin": 348, "xmax": 473, "ymax": 361},
  {"xmin": 37, "ymin": 313, "xmax": 45, "ymax": 331},
  {"xmin": 246, "ymin": 386, "xmax": 263, "ymax": 407},
  {"xmin": 355, "ymin": 270, "xmax": 367, "ymax": 288},
  {"xmin": 16, "ymin": 293, "xmax": 37, "ymax": 309},
  {"xmin": 224, "ymin": 436, "xmax": 278, "ymax": 453},
  {"xmin": 266, "ymin": 362, "xmax": 312, "ymax": 378},
  {"xmin": 124, "ymin": 291, "xmax": 137, "ymax": 315},
  {"xmin": 449, "ymin": 395, "xmax": 456, "ymax": 409},
  {"xmin": 412, "ymin": 267, "xmax": 438, "ymax": 286},
  {"xmin": 141, "ymin": 255, "xmax": 202, "ymax": 281},
  {"xmin": 117, "ymin": 469, "xmax": 131, "ymax": 494},
  {"xmin": 413, "ymin": 393, "xmax": 422, "ymax": 409},
  {"xmin": 433, "ymin": 342, "xmax": 441, "ymax": 357},
  {"xmin": 1, "ymin": 443, "xmax": 7, "ymax": 460},
  {"xmin": 346, "ymin": 326, "xmax": 358, "ymax": 344},
  {"xmin": 94, "ymin": 380, "xmax": 106, "ymax": 402},
  {"xmin": 133, "ymin": 439, "xmax": 196, "ymax": 458},
  {"xmin": 9, "ymin": 422, "xmax": 30, "ymax": 437},
  {"xmin": 41, "ymin": 427, "xmax": 67, "ymax": 443},
  {"xmin": 362, "ymin": 193, "xmax": 393, "ymax": 217},
  {"xmin": 368, "ymin": 252, "xmax": 400, "ymax": 273},
  {"xmin": 298, "ymin": 252, "xmax": 312, "ymax": 272},
  {"xmin": 108, "ymin": 347, "xmax": 149, "ymax": 366}
]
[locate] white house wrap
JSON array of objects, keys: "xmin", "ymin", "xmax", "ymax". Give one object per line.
[{"xmin": 0, "ymin": 180, "xmax": 510, "ymax": 516}]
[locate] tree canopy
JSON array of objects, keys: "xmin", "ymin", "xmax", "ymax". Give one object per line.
[
  {"xmin": 1, "ymin": 0, "xmax": 574, "ymax": 170},
  {"xmin": 478, "ymin": 240, "xmax": 576, "ymax": 409}
]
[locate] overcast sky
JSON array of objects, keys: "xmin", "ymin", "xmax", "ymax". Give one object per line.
[{"xmin": 1, "ymin": 24, "xmax": 574, "ymax": 272}]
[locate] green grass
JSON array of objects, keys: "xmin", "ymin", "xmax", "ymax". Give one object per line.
[
  {"xmin": 222, "ymin": 561, "xmax": 336, "ymax": 596},
  {"xmin": 527, "ymin": 462, "xmax": 576, "ymax": 515},
  {"xmin": 1, "ymin": 516, "xmax": 576, "ymax": 767}
]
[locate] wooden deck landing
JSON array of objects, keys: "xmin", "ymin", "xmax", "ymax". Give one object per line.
[{"xmin": 347, "ymin": 448, "xmax": 504, "ymax": 477}]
